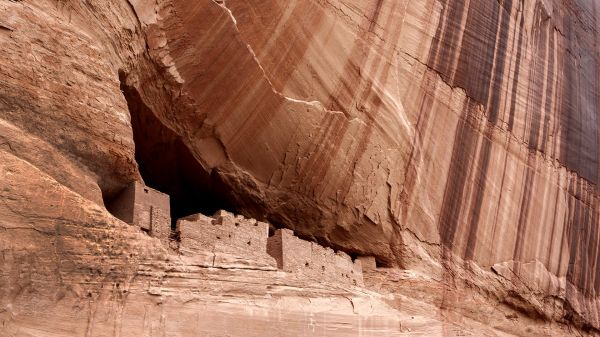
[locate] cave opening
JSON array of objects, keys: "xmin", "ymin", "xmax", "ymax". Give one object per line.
[{"xmin": 112, "ymin": 72, "xmax": 237, "ymax": 228}]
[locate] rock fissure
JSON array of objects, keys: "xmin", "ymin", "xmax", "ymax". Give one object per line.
[{"xmin": 215, "ymin": 0, "xmax": 355, "ymax": 121}]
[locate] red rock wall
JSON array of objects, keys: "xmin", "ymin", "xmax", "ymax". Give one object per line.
[
  {"xmin": 129, "ymin": 0, "xmax": 600, "ymax": 326},
  {"xmin": 1, "ymin": 0, "xmax": 600, "ymax": 333}
]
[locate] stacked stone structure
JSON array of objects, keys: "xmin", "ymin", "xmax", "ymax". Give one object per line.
[
  {"xmin": 107, "ymin": 181, "xmax": 171, "ymax": 246},
  {"xmin": 109, "ymin": 185, "xmax": 371, "ymax": 285},
  {"xmin": 176, "ymin": 210, "xmax": 276, "ymax": 267},
  {"xmin": 356, "ymin": 256, "xmax": 377, "ymax": 271},
  {"xmin": 267, "ymin": 229, "xmax": 364, "ymax": 286}
]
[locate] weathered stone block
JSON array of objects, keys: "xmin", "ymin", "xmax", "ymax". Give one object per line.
[
  {"xmin": 107, "ymin": 181, "xmax": 171, "ymax": 244},
  {"xmin": 267, "ymin": 228, "xmax": 363, "ymax": 286},
  {"xmin": 267, "ymin": 229, "xmax": 311, "ymax": 272},
  {"xmin": 176, "ymin": 213, "xmax": 214, "ymax": 255},
  {"xmin": 177, "ymin": 210, "xmax": 275, "ymax": 267},
  {"xmin": 357, "ymin": 256, "xmax": 377, "ymax": 271}
]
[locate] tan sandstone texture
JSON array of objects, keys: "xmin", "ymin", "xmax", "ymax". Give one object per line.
[{"xmin": 1, "ymin": 0, "xmax": 600, "ymax": 336}]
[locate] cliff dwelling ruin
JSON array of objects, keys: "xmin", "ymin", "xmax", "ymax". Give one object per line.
[
  {"xmin": 3, "ymin": 0, "xmax": 600, "ymax": 335},
  {"xmin": 107, "ymin": 180, "xmax": 371, "ymax": 285},
  {"xmin": 108, "ymin": 72, "xmax": 237, "ymax": 226},
  {"xmin": 104, "ymin": 72, "xmax": 375, "ymax": 285}
]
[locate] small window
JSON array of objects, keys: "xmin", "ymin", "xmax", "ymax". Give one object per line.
[{"xmin": 144, "ymin": 188, "xmax": 149, "ymax": 193}]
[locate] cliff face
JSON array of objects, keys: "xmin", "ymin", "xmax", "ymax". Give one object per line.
[{"xmin": 1, "ymin": 0, "xmax": 599, "ymax": 335}]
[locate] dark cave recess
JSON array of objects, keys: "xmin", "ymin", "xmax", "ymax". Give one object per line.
[{"xmin": 107, "ymin": 72, "xmax": 237, "ymax": 227}]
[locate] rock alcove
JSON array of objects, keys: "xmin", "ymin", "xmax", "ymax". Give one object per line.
[{"xmin": 104, "ymin": 72, "xmax": 237, "ymax": 228}]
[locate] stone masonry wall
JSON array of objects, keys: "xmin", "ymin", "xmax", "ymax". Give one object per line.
[
  {"xmin": 110, "ymin": 185, "xmax": 369, "ymax": 285},
  {"xmin": 356, "ymin": 256, "xmax": 377, "ymax": 271},
  {"xmin": 132, "ymin": 183, "xmax": 170, "ymax": 233},
  {"xmin": 176, "ymin": 211, "xmax": 367, "ymax": 285},
  {"xmin": 150, "ymin": 206, "xmax": 171, "ymax": 247},
  {"xmin": 267, "ymin": 229, "xmax": 364, "ymax": 286},
  {"xmin": 107, "ymin": 181, "xmax": 171, "ymax": 245},
  {"xmin": 176, "ymin": 210, "xmax": 275, "ymax": 267}
]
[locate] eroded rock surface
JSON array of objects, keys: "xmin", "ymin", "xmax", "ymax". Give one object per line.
[{"xmin": 1, "ymin": 0, "xmax": 600, "ymax": 335}]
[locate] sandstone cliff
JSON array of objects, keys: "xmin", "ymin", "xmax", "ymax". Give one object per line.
[{"xmin": 1, "ymin": 0, "xmax": 599, "ymax": 335}]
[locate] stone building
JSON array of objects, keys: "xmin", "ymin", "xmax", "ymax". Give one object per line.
[
  {"xmin": 356, "ymin": 256, "xmax": 377, "ymax": 271},
  {"xmin": 267, "ymin": 228, "xmax": 364, "ymax": 286},
  {"xmin": 107, "ymin": 181, "xmax": 171, "ymax": 245},
  {"xmin": 176, "ymin": 210, "xmax": 276, "ymax": 267}
]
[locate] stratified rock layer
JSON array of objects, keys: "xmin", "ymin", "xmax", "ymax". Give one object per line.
[
  {"xmin": 132, "ymin": 0, "xmax": 600, "ymax": 327},
  {"xmin": 1, "ymin": 0, "xmax": 599, "ymax": 335}
]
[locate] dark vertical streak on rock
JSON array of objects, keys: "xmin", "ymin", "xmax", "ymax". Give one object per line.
[
  {"xmin": 437, "ymin": 101, "xmax": 476, "ymax": 251},
  {"xmin": 452, "ymin": 1, "xmax": 499, "ymax": 110},
  {"xmin": 546, "ymin": 182, "xmax": 562, "ymax": 267},
  {"xmin": 559, "ymin": 16, "xmax": 574, "ymax": 170},
  {"xmin": 368, "ymin": 0, "xmax": 384, "ymax": 33},
  {"xmin": 565, "ymin": 179, "xmax": 600, "ymax": 300},
  {"xmin": 487, "ymin": 0, "xmax": 511, "ymax": 124},
  {"xmin": 527, "ymin": 4, "xmax": 548, "ymax": 150},
  {"xmin": 594, "ymin": 208, "xmax": 600, "ymax": 294},
  {"xmin": 463, "ymin": 133, "xmax": 492, "ymax": 260},
  {"xmin": 490, "ymin": 144, "xmax": 510, "ymax": 245},
  {"xmin": 397, "ymin": 73, "xmax": 437, "ymax": 221},
  {"xmin": 541, "ymin": 29, "xmax": 555, "ymax": 151},
  {"xmin": 428, "ymin": 0, "xmax": 466, "ymax": 85},
  {"xmin": 507, "ymin": 11, "xmax": 524, "ymax": 132},
  {"xmin": 566, "ymin": 186, "xmax": 583, "ymax": 292},
  {"xmin": 430, "ymin": 0, "xmax": 510, "ymax": 259},
  {"xmin": 558, "ymin": 15, "xmax": 599, "ymax": 184},
  {"xmin": 512, "ymin": 156, "xmax": 534, "ymax": 261}
]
